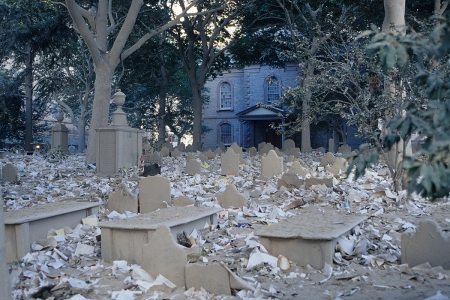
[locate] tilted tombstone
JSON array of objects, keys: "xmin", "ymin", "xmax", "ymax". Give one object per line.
[
  {"xmin": 325, "ymin": 157, "xmax": 348, "ymax": 175},
  {"xmin": 220, "ymin": 148, "xmax": 239, "ymax": 176},
  {"xmin": 278, "ymin": 172, "xmax": 304, "ymax": 189},
  {"xmin": 274, "ymin": 147, "xmax": 282, "ymax": 157},
  {"xmin": 139, "ymin": 176, "xmax": 171, "ymax": 213},
  {"xmin": 261, "ymin": 150, "xmax": 283, "ymax": 178},
  {"xmin": 2, "ymin": 163, "xmax": 18, "ymax": 183},
  {"xmin": 186, "ymin": 159, "xmax": 202, "ymax": 176}
]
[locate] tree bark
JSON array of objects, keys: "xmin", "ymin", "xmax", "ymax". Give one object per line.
[
  {"xmin": 24, "ymin": 44, "xmax": 33, "ymax": 152},
  {"xmin": 382, "ymin": 0, "xmax": 405, "ymax": 33}
]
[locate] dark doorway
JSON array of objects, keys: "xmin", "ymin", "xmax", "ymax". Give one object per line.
[{"xmin": 265, "ymin": 122, "xmax": 282, "ymax": 149}]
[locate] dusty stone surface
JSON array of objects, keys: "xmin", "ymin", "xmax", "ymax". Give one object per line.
[
  {"xmin": 402, "ymin": 219, "xmax": 450, "ymax": 269},
  {"xmin": 216, "ymin": 184, "xmax": 247, "ymax": 209},
  {"xmin": 186, "ymin": 159, "xmax": 201, "ymax": 176},
  {"xmin": 2, "ymin": 163, "xmax": 17, "ymax": 183},
  {"xmin": 221, "ymin": 148, "xmax": 239, "ymax": 176},
  {"xmin": 173, "ymin": 195, "xmax": 195, "ymax": 207},
  {"xmin": 321, "ymin": 152, "xmax": 336, "ymax": 166},
  {"xmin": 139, "ymin": 176, "xmax": 170, "ymax": 213},
  {"xmin": 305, "ymin": 177, "xmax": 334, "ymax": 188},
  {"xmin": 160, "ymin": 147, "xmax": 170, "ymax": 157},
  {"xmin": 288, "ymin": 161, "xmax": 309, "ymax": 178},
  {"xmin": 326, "ymin": 157, "xmax": 349, "ymax": 175},
  {"xmin": 261, "ymin": 150, "xmax": 283, "ymax": 178},
  {"xmin": 185, "ymin": 263, "xmax": 231, "ymax": 295},
  {"xmin": 277, "ymin": 172, "xmax": 303, "ymax": 189},
  {"xmin": 107, "ymin": 185, "xmax": 138, "ymax": 214}
]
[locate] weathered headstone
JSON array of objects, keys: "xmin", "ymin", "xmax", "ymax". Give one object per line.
[
  {"xmin": 328, "ymin": 138, "xmax": 335, "ymax": 153},
  {"xmin": 258, "ymin": 142, "xmax": 266, "ymax": 153},
  {"xmin": 107, "ymin": 185, "xmax": 138, "ymax": 214},
  {"xmin": 185, "ymin": 144, "xmax": 193, "ymax": 152},
  {"xmin": 315, "ymin": 147, "xmax": 326, "ymax": 153},
  {"xmin": 221, "ymin": 148, "xmax": 239, "ymax": 176},
  {"xmin": 248, "ymin": 147, "xmax": 257, "ymax": 157},
  {"xmin": 320, "ymin": 152, "xmax": 336, "ymax": 166},
  {"xmin": 338, "ymin": 144, "xmax": 352, "ymax": 154},
  {"xmin": 51, "ymin": 113, "xmax": 70, "ymax": 154},
  {"xmin": 162, "ymin": 141, "xmax": 174, "ymax": 151},
  {"xmin": 287, "ymin": 147, "xmax": 301, "ymax": 158},
  {"xmin": 160, "ymin": 147, "xmax": 170, "ymax": 157},
  {"xmin": 173, "ymin": 195, "xmax": 195, "ymax": 207},
  {"xmin": 185, "ymin": 263, "xmax": 231, "ymax": 295},
  {"xmin": 0, "ymin": 194, "xmax": 11, "ymax": 299},
  {"xmin": 198, "ymin": 153, "xmax": 207, "ymax": 163},
  {"xmin": 260, "ymin": 143, "xmax": 274, "ymax": 156},
  {"xmin": 305, "ymin": 177, "xmax": 333, "ymax": 188},
  {"xmin": 274, "ymin": 147, "xmax": 282, "ymax": 157},
  {"xmin": 214, "ymin": 148, "xmax": 223, "ymax": 155},
  {"xmin": 185, "ymin": 153, "xmax": 195, "ymax": 162},
  {"xmin": 205, "ymin": 149, "xmax": 215, "ymax": 159},
  {"xmin": 216, "ymin": 184, "xmax": 247, "ymax": 209},
  {"xmin": 186, "ymin": 159, "xmax": 202, "ymax": 176},
  {"xmin": 286, "ymin": 155, "xmax": 296, "ymax": 163},
  {"xmin": 141, "ymin": 225, "xmax": 187, "ymax": 288},
  {"xmin": 283, "ymin": 139, "xmax": 295, "ymax": 152},
  {"xmin": 278, "ymin": 172, "xmax": 304, "ymax": 189},
  {"xmin": 288, "ymin": 161, "xmax": 309, "ymax": 178},
  {"xmin": 177, "ymin": 142, "xmax": 186, "ymax": 152},
  {"xmin": 325, "ymin": 157, "xmax": 348, "ymax": 175},
  {"xmin": 148, "ymin": 152, "xmax": 163, "ymax": 166},
  {"xmin": 143, "ymin": 141, "xmax": 153, "ymax": 163},
  {"xmin": 171, "ymin": 148, "xmax": 181, "ymax": 158},
  {"xmin": 229, "ymin": 142, "xmax": 242, "ymax": 158},
  {"xmin": 139, "ymin": 176, "xmax": 170, "ymax": 213},
  {"xmin": 2, "ymin": 163, "xmax": 17, "ymax": 183},
  {"xmin": 217, "ymin": 142, "xmax": 225, "ymax": 152},
  {"xmin": 261, "ymin": 150, "xmax": 283, "ymax": 178}
]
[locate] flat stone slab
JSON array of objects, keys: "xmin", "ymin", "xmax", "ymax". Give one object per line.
[
  {"xmin": 100, "ymin": 206, "xmax": 221, "ymax": 264},
  {"xmin": 5, "ymin": 201, "xmax": 100, "ymax": 263},
  {"xmin": 255, "ymin": 209, "xmax": 367, "ymax": 269}
]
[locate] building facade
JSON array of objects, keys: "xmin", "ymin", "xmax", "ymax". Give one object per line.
[{"xmin": 202, "ymin": 63, "xmax": 301, "ymax": 151}]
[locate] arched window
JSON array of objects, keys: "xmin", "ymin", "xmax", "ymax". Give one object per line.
[
  {"xmin": 220, "ymin": 82, "xmax": 232, "ymax": 109},
  {"xmin": 266, "ymin": 76, "xmax": 280, "ymax": 104},
  {"xmin": 219, "ymin": 123, "xmax": 232, "ymax": 145}
]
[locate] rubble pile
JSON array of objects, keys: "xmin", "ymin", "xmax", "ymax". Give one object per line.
[{"xmin": 1, "ymin": 150, "xmax": 450, "ymax": 299}]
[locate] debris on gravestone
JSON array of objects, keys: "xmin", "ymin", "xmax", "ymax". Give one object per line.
[
  {"xmin": 325, "ymin": 157, "xmax": 348, "ymax": 175},
  {"xmin": 142, "ymin": 163, "xmax": 161, "ymax": 177},
  {"xmin": 283, "ymin": 139, "xmax": 295, "ymax": 152},
  {"xmin": 160, "ymin": 147, "xmax": 170, "ymax": 157},
  {"xmin": 221, "ymin": 148, "xmax": 239, "ymax": 176},
  {"xmin": 185, "ymin": 263, "xmax": 231, "ymax": 296},
  {"xmin": 205, "ymin": 149, "xmax": 215, "ymax": 159},
  {"xmin": 173, "ymin": 195, "xmax": 195, "ymax": 207},
  {"xmin": 305, "ymin": 177, "xmax": 333, "ymax": 188},
  {"xmin": 171, "ymin": 148, "xmax": 181, "ymax": 158},
  {"xmin": 277, "ymin": 172, "xmax": 304, "ymax": 189},
  {"xmin": 148, "ymin": 151, "xmax": 163, "ymax": 166},
  {"xmin": 141, "ymin": 225, "xmax": 187, "ymax": 288},
  {"xmin": 248, "ymin": 147, "xmax": 257, "ymax": 157},
  {"xmin": 186, "ymin": 159, "xmax": 202, "ymax": 176},
  {"xmin": 320, "ymin": 152, "xmax": 336, "ymax": 166},
  {"xmin": 139, "ymin": 175, "xmax": 171, "ymax": 212},
  {"xmin": 288, "ymin": 161, "xmax": 309, "ymax": 178},
  {"xmin": 401, "ymin": 220, "xmax": 450, "ymax": 269},
  {"xmin": 338, "ymin": 144, "xmax": 352, "ymax": 154},
  {"xmin": 2, "ymin": 163, "xmax": 18, "ymax": 183},
  {"xmin": 216, "ymin": 184, "xmax": 247, "ymax": 209},
  {"xmin": 261, "ymin": 150, "xmax": 283, "ymax": 178},
  {"xmin": 107, "ymin": 183, "xmax": 138, "ymax": 214}
]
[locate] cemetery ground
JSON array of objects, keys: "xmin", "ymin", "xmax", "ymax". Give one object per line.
[{"xmin": 1, "ymin": 148, "xmax": 450, "ymax": 300}]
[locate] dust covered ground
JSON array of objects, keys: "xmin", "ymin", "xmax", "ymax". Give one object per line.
[{"xmin": 2, "ymin": 149, "xmax": 450, "ymax": 300}]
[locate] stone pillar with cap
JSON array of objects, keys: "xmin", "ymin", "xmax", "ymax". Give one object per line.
[
  {"xmin": 95, "ymin": 90, "xmax": 143, "ymax": 175},
  {"xmin": 51, "ymin": 112, "xmax": 70, "ymax": 154}
]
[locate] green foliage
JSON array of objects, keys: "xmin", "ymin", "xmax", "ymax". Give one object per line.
[{"xmin": 354, "ymin": 11, "xmax": 450, "ymax": 200}]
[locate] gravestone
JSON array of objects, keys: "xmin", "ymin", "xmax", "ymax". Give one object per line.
[
  {"xmin": 401, "ymin": 220, "xmax": 450, "ymax": 269},
  {"xmin": 198, "ymin": 153, "xmax": 207, "ymax": 163},
  {"xmin": 0, "ymin": 194, "xmax": 11, "ymax": 299},
  {"xmin": 51, "ymin": 113, "xmax": 69, "ymax": 155},
  {"xmin": 305, "ymin": 177, "xmax": 333, "ymax": 188},
  {"xmin": 139, "ymin": 176, "xmax": 171, "ymax": 213},
  {"xmin": 185, "ymin": 144, "xmax": 193, "ymax": 152},
  {"xmin": 216, "ymin": 184, "xmax": 247, "ymax": 209},
  {"xmin": 287, "ymin": 147, "xmax": 301, "ymax": 158},
  {"xmin": 205, "ymin": 149, "xmax": 215, "ymax": 159},
  {"xmin": 177, "ymin": 142, "xmax": 186, "ymax": 152},
  {"xmin": 229, "ymin": 142, "xmax": 242, "ymax": 158},
  {"xmin": 185, "ymin": 153, "xmax": 195, "ymax": 162},
  {"xmin": 186, "ymin": 159, "xmax": 202, "ymax": 176},
  {"xmin": 171, "ymin": 148, "xmax": 181, "ymax": 158},
  {"xmin": 286, "ymin": 155, "xmax": 296, "ymax": 163},
  {"xmin": 338, "ymin": 144, "xmax": 352, "ymax": 154},
  {"xmin": 214, "ymin": 148, "xmax": 223, "ymax": 155},
  {"xmin": 160, "ymin": 147, "xmax": 170, "ymax": 157},
  {"xmin": 2, "ymin": 163, "xmax": 18, "ymax": 183},
  {"xmin": 148, "ymin": 152, "xmax": 163, "ymax": 166},
  {"xmin": 258, "ymin": 142, "xmax": 266, "ymax": 153},
  {"xmin": 278, "ymin": 172, "xmax": 303, "ymax": 189},
  {"xmin": 142, "ymin": 163, "xmax": 161, "ymax": 177},
  {"xmin": 107, "ymin": 185, "xmax": 138, "ymax": 214},
  {"xmin": 185, "ymin": 264, "xmax": 231, "ymax": 295},
  {"xmin": 288, "ymin": 161, "xmax": 309, "ymax": 178},
  {"xmin": 173, "ymin": 195, "xmax": 195, "ymax": 207},
  {"xmin": 283, "ymin": 139, "xmax": 295, "ymax": 152},
  {"xmin": 260, "ymin": 143, "xmax": 274, "ymax": 156},
  {"xmin": 328, "ymin": 138, "xmax": 335, "ymax": 153},
  {"xmin": 325, "ymin": 157, "xmax": 348, "ymax": 175},
  {"xmin": 221, "ymin": 148, "xmax": 239, "ymax": 176},
  {"xmin": 320, "ymin": 152, "xmax": 336, "ymax": 166},
  {"xmin": 248, "ymin": 147, "xmax": 257, "ymax": 157},
  {"xmin": 143, "ymin": 141, "xmax": 153, "ymax": 163},
  {"xmin": 217, "ymin": 142, "xmax": 225, "ymax": 152},
  {"xmin": 274, "ymin": 147, "xmax": 282, "ymax": 157},
  {"xmin": 315, "ymin": 147, "xmax": 326, "ymax": 153},
  {"xmin": 95, "ymin": 90, "xmax": 143, "ymax": 175},
  {"xmin": 162, "ymin": 141, "xmax": 174, "ymax": 151},
  {"xmin": 261, "ymin": 150, "xmax": 283, "ymax": 178}
]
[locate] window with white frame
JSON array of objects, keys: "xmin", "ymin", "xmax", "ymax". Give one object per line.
[
  {"xmin": 267, "ymin": 76, "xmax": 280, "ymax": 104},
  {"xmin": 220, "ymin": 82, "xmax": 232, "ymax": 109},
  {"xmin": 220, "ymin": 123, "xmax": 232, "ymax": 145}
]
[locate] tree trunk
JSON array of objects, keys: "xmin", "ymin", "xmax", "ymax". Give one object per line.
[
  {"xmin": 382, "ymin": 0, "xmax": 405, "ymax": 33},
  {"xmin": 24, "ymin": 46, "xmax": 33, "ymax": 152},
  {"xmin": 191, "ymin": 84, "xmax": 202, "ymax": 151},
  {"xmin": 85, "ymin": 64, "xmax": 114, "ymax": 164},
  {"xmin": 78, "ymin": 107, "xmax": 87, "ymax": 153},
  {"xmin": 300, "ymin": 62, "xmax": 314, "ymax": 152},
  {"xmin": 157, "ymin": 87, "xmax": 167, "ymax": 148}
]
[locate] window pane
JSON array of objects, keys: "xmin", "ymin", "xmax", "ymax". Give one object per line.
[
  {"xmin": 220, "ymin": 82, "xmax": 232, "ymax": 109},
  {"xmin": 220, "ymin": 123, "xmax": 232, "ymax": 144},
  {"xmin": 267, "ymin": 77, "xmax": 279, "ymax": 103}
]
